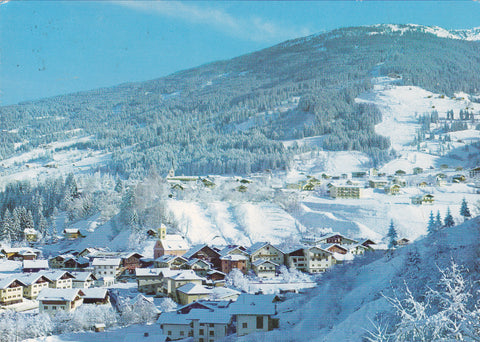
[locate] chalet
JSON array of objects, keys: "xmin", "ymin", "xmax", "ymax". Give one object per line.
[
  {"xmin": 81, "ymin": 288, "xmax": 110, "ymax": 305},
  {"xmin": 397, "ymin": 238, "xmax": 410, "ymax": 246},
  {"xmin": 154, "ymin": 254, "xmax": 189, "ymax": 269},
  {"xmin": 252, "ymin": 259, "xmax": 278, "ymax": 278},
  {"xmin": 71, "ymin": 272, "xmax": 98, "ymax": 288},
  {"xmin": 157, "ymin": 311, "xmax": 193, "ymax": 340},
  {"xmin": 303, "ymin": 246, "xmax": 335, "ymax": 273},
  {"xmin": 186, "ymin": 258, "xmax": 212, "ymax": 277},
  {"xmin": 23, "ymin": 228, "xmax": 38, "ymax": 242},
  {"xmin": 1, "ymin": 247, "xmax": 40, "ymax": 261},
  {"xmin": 183, "ymin": 244, "xmax": 221, "ymax": 269},
  {"xmin": 63, "ymin": 228, "xmax": 84, "ymax": 240},
  {"xmin": 37, "ymin": 288, "xmax": 84, "ymax": 314},
  {"xmin": 220, "ymin": 254, "xmax": 248, "ymax": 275},
  {"xmin": 348, "ymin": 244, "xmax": 369, "ymax": 255},
  {"xmin": 452, "ymin": 174, "xmax": 466, "ymax": 183},
  {"xmin": 136, "ymin": 268, "xmax": 166, "ymax": 294},
  {"xmin": 49, "ymin": 254, "xmax": 74, "ymax": 268},
  {"xmin": 187, "ymin": 307, "xmax": 232, "ymax": 341},
  {"xmin": 209, "ymin": 287, "xmax": 240, "ymax": 302},
  {"xmin": 395, "ymin": 169, "xmax": 406, "ymax": 176},
  {"xmin": 0, "ymin": 277, "xmax": 26, "ymax": 306},
  {"xmin": 302, "ymin": 182, "xmax": 316, "ymax": 191},
  {"xmin": 230, "ymin": 294, "xmax": 279, "ymax": 337},
  {"xmin": 219, "ymin": 245, "xmax": 248, "ymax": 259},
  {"xmin": 64, "ymin": 256, "xmax": 89, "ymax": 269},
  {"xmin": 324, "ymin": 244, "xmax": 348, "ymax": 255},
  {"xmin": 285, "ymin": 248, "xmax": 307, "ymax": 273},
  {"xmin": 92, "ymin": 258, "xmax": 122, "ymax": 285},
  {"xmin": 393, "ymin": 177, "xmax": 407, "ymax": 187},
  {"xmin": 411, "ymin": 194, "xmax": 435, "ymax": 205},
  {"xmin": 23, "ymin": 259, "xmax": 49, "ymax": 272},
  {"xmin": 317, "ymin": 233, "xmax": 358, "ymax": 246},
  {"xmin": 165, "ymin": 270, "xmax": 205, "ymax": 299},
  {"xmin": 329, "ymin": 184, "xmax": 363, "ymax": 199},
  {"xmin": 42, "ymin": 270, "xmax": 75, "ymax": 289},
  {"xmin": 121, "ymin": 252, "xmax": 144, "ymax": 273},
  {"xmin": 78, "ymin": 247, "xmax": 98, "ymax": 258},
  {"xmin": 418, "ymin": 181, "xmax": 429, "ymax": 188},
  {"xmin": 413, "ymin": 167, "xmax": 424, "ymax": 175},
  {"xmin": 369, "ymin": 179, "xmax": 388, "ymax": 188},
  {"xmin": 361, "ymin": 239, "xmax": 376, "ymax": 248},
  {"xmin": 246, "ymin": 242, "xmax": 285, "ymax": 266},
  {"xmin": 385, "ymin": 184, "xmax": 401, "ymax": 195},
  {"xmin": 469, "ymin": 167, "xmax": 480, "ymax": 178},
  {"xmin": 236, "ymin": 184, "xmax": 248, "ymax": 192},
  {"xmin": 153, "ymin": 225, "xmax": 189, "ymax": 259},
  {"xmin": 205, "ymin": 270, "xmax": 226, "ymax": 287},
  {"xmin": 18, "ymin": 274, "xmax": 51, "ymax": 299},
  {"xmin": 176, "ymin": 283, "xmax": 212, "ymax": 305},
  {"xmin": 201, "ymin": 178, "xmax": 216, "ymax": 189}
]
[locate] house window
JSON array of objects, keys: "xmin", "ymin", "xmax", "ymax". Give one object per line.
[
  {"xmin": 209, "ymin": 323, "xmax": 214, "ymax": 327},
  {"xmin": 242, "ymin": 323, "xmax": 248, "ymax": 329},
  {"xmin": 199, "ymin": 329, "xmax": 204, "ymax": 335},
  {"xmin": 167, "ymin": 331, "xmax": 172, "ymax": 336},
  {"xmin": 256, "ymin": 316, "xmax": 264, "ymax": 329},
  {"xmin": 180, "ymin": 331, "xmax": 184, "ymax": 336},
  {"xmin": 199, "ymin": 339, "xmax": 204, "ymax": 342},
  {"xmin": 209, "ymin": 330, "xmax": 214, "ymax": 336},
  {"xmin": 52, "ymin": 306, "xmax": 57, "ymax": 310}
]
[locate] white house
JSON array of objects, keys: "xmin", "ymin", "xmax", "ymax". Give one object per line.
[
  {"xmin": 252, "ymin": 259, "xmax": 278, "ymax": 278},
  {"xmin": 229, "ymin": 294, "xmax": 278, "ymax": 337},
  {"xmin": 92, "ymin": 258, "xmax": 122, "ymax": 285},
  {"xmin": 71, "ymin": 272, "xmax": 98, "ymax": 288},
  {"xmin": 23, "ymin": 259, "xmax": 49, "ymax": 273},
  {"xmin": 37, "ymin": 288, "xmax": 85, "ymax": 314},
  {"xmin": 41, "ymin": 270, "xmax": 74, "ymax": 289}
]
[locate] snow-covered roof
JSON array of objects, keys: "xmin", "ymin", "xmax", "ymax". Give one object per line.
[
  {"xmin": 209, "ymin": 287, "xmax": 241, "ymax": 301},
  {"xmin": 92, "ymin": 258, "xmax": 121, "ymax": 266},
  {"xmin": 37, "ymin": 288, "xmax": 83, "ymax": 302},
  {"xmin": 71, "ymin": 272, "xmax": 97, "ymax": 282},
  {"xmin": 245, "ymin": 242, "xmax": 269, "ymax": 255},
  {"xmin": 187, "ymin": 308, "xmax": 231, "ymax": 324},
  {"xmin": 219, "ymin": 245, "xmax": 246, "ymax": 257},
  {"xmin": 81, "ymin": 288, "xmax": 108, "ymax": 299},
  {"xmin": 0, "ymin": 277, "xmax": 26, "ymax": 289},
  {"xmin": 40, "ymin": 270, "xmax": 74, "ymax": 281},
  {"xmin": 252, "ymin": 259, "xmax": 278, "ymax": 267},
  {"xmin": 229, "ymin": 294, "xmax": 276, "ymax": 315},
  {"xmin": 135, "ymin": 268, "xmax": 168, "ymax": 277},
  {"xmin": 220, "ymin": 254, "xmax": 248, "ymax": 261},
  {"xmin": 157, "ymin": 311, "xmax": 191, "ymax": 325},
  {"xmin": 169, "ymin": 270, "xmax": 204, "ymax": 281},
  {"xmin": 23, "ymin": 259, "xmax": 49, "ymax": 269},
  {"xmin": 63, "ymin": 228, "xmax": 80, "ymax": 234},
  {"xmin": 1, "ymin": 247, "xmax": 40, "ymax": 254},
  {"xmin": 120, "ymin": 252, "xmax": 144, "ymax": 259},
  {"xmin": 23, "ymin": 228, "xmax": 37, "ymax": 235},
  {"xmin": 176, "ymin": 283, "xmax": 212, "ymax": 295},
  {"xmin": 182, "ymin": 244, "xmax": 208, "ymax": 259},
  {"xmin": 18, "ymin": 273, "xmax": 51, "ymax": 286},
  {"xmin": 155, "ymin": 254, "xmax": 187, "ymax": 264},
  {"xmin": 160, "ymin": 235, "xmax": 189, "ymax": 251},
  {"xmin": 186, "ymin": 258, "xmax": 211, "ymax": 267}
]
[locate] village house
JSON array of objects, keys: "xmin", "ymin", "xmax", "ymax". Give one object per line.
[
  {"xmin": 393, "ymin": 177, "xmax": 407, "ymax": 187},
  {"xmin": 42, "ymin": 270, "xmax": 75, "ymax": 289},
  {"xmin": 411, "ymin": 194, "xmax": 435, "ymax": 205},
  {"xmin": 187, "ymin": 307, "xmax": 232, "ymax": 342},
  {"xmin": 413, "ymin": 167, "xmax": 424, "ymax": 175},
  {"xmin": 385, "ymin": 184, "xmax": 401, "ymax": 195},
  {"xmin": 186, "ymin": 258, "xmax": 212, "ymax": 277},
  {"xmin": 351, "ymin": 171, "xmax": 367, "ymax": 178},
  {"xmin": 324, "ymin": 244, "xmax": 348, "ymax": 255},
  {"xmin": 64, "ymin": 256, "xmax": 89, "ymax": 269},
  {"xmin": 18, "ymin": 274, "xmax": 51, "ymax": 299},
  {"xmin": 329, "ymin": 184, "xmax": 363, "ymax": 199},
  {"xmin": 396, "ymin": 238, "xmax": 410, "ymax": 246},
  {"xmin": 120, "ymin": 252, "xmax": 144, "ymax": 274},
  {"xmin": 220, "ymin": 254, "xmax": 248, "ymax": 275},
  {"xmin": 157, "ymin": 311, "xmax": 192, "ymax": 340},
  {"xmin": 209, "ymin": 287, "xmax": 241, "ymax": 302},
  {"xmin": 176, "ymin": 283, "xmax": 212, "ymax": 305},
  {"xmin": 0, "ymin": 277, "xmax": 26, "ymax": 306},
  {"xmin": 368, "ymin": 179, "xmax": 388, "ymax": 188},
  {"xmin": 252, "ymin": 259, "xmax": 278, "ymax": 278},
  {"xmin": 49, "ymin": 254, "xmax": 75, "ymax": 268},
  {"xmin": 136, "ymin": 268, "xmax": 166, "ymax": 295},
  {"xmin": 71, "ymin": 272, "xmax": 98, "ymax": 288},
  {"xmin": 348, "ymin": 244, "xmax": 369, "ymax": 255},
  {"xmin": 37, "ymin": 288, "xmax": 85, "ymax": 314},
  {"xmin": 23, "ymin": 259, "xmax": 49, "ymax": 272},
  {"xmin": 317, "ymin": 233, "xmax": 358, "ymax": 246},
  {"xmin": 92, "ymin": 258, "xmax": 122, "ymax": 284},
  {"xmin": 1, "ymin": 247, "xmax": 40, "ymax": 261},
  {"xmin": 205, "ymin": 270, "xmax": 227, "ymax": 287},
  {"xmin": 246, "ymin": 242, "xmax": 285, "ymax": 266},
  {"xmin": 469, "ymin": 166, "xmax": 480, "ymax": 178},
  {"xmin": 230, "ymin": 294, "xmax": 279, "ymax": 337},
  {"xmin": 63, "ymin": 228, "xmax": 84, "ymax": 240},
  {"xmin": 23, "ymin": 228, "xmax": 38, "ymax": 242},
  {"xmin": 164, "ymin": 270, "xmax": 205, "ymax": 300},
  {"xmin": 183, "ymin": 244, "xmax": 221, "ymax": 270},
  {"xmin": 285, "ymin": 248, "xmax": 307, "ymax": 272},
  {"xmin": 304, "ymin": 246, "xmax": 336, "ymax": 273},
  {"xmin": 153, "ymin": 225, "xmax": 189, "ymax": 259},
  {"xmin": 154, "ymin": 255, "xmax": 188, "ymax": 269},
  {"xmin": 81, "ymin": 288, "xmax": 110, "ymax": 305}
]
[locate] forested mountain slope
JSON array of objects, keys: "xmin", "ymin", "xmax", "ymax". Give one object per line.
[{"xmin": 2, "ymin": 24, "xmax": 480, "ymax": 177}]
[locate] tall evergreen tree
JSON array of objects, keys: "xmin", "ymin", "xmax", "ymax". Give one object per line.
[
  {"xmin": 444, "ymin": 207, "xmax": 455, "ymax": 228},
  {"xmin": 387, "ymin": 220, "xmax": 398, "ymax": 249},
  {"xmin": 1, "ymin": 209, "xmax": 13, "ymax": 242},
  {"xmin": 435, "ymin": 210, "xmax": 443, "ymax": 229},
  {"xmin": 460, "ymin": 198, "xmax": 471, "ymax": 221},
  {"xmin": 427, "ymin": 211, "xmax": 436, "ymax": 234},
  {"xmin": 11, "ymin": 207, "xmax": 22, "ymax": 241}
]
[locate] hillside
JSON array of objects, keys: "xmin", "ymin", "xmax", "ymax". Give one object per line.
[
  {"xmin": 239, "ymin": 216, "xmax": 480, "ymax": 341},
  {"xmin": 1, "ymin": 24, "xmax": 480, "ymax": 178}
]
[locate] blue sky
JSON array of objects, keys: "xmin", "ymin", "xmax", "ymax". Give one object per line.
[{"xmin": 1, "ymin": 1, "xmax": 480, "ymax": 105}]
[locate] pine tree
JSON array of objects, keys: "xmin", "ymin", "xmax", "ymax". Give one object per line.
[
  {"xmin": 460, "ymin": 198, "xmax": 471, "ymax": 221},
  {"xmin": 427, "ymin": 211, "xmax": 436, "ymax": 234},
  {"xmin": 1, "ymin": 209, "xmax": 13, "ymax": 243},
  {"xmin": 435, "ymin": 210, "xmax": 443, "ymax": 229},
  {"xmin": 444, "ymin": 207, "xmax": 455, "ymax": 227},
  {"xmin": 11, "ymin": 207, "xmax": 22, "ymax": 241},
  {"xmin": 37, "ymin": 213, "xmax": 48, "ymax": 241},
  {"xmin": 114, "ymin": 178, "xmax": 124, "ymax": 193},
  {"xmin": 387, "ymin": 220, "xmax": 398, "ymax": 249}
]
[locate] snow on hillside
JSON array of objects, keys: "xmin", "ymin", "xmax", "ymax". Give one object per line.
[
  {"xmin": 368, "ymin": 24, "xmax": 480, "ymax": 41},
  {"xmin": 245, "ymin": 216, "xmax": 480, "ymax": 342},
  {"xmin": 166, "ymin": 200, "xmax": 301, "ymax": 245}
]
